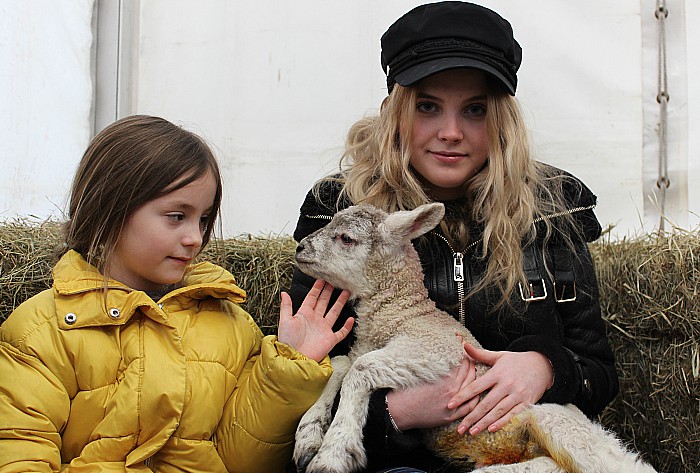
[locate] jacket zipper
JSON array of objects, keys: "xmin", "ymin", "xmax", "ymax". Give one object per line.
[
  {"xmin": 532, "ymin": 204, "xmax": 596, "ymax": 223},
  {"xmin": 431, "ymin": 234, "xmax": 479, "ymax": 326}
]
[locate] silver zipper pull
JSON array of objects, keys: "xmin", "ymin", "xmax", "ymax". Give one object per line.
[{"xmin": 453, "ymin": 252, "xmax": 464, "ymax": 282}]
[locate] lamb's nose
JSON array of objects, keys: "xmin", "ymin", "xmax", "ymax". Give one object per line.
[{"xmin": 295, "ymin": 243, "xmax": 305, "ymax": 253}]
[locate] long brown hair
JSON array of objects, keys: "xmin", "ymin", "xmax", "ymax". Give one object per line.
[{"xmin": 61, "ymin": 115, "xmax": 222, "ymax": 273}]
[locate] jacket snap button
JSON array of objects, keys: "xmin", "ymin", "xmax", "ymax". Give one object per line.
[
  {"xmin": 108, "ymin": 308, "xmax": 121, "ymax": 319},
  {"xmin": 65, "ymin": 313, "xmax": 77, "ymax": 324}
]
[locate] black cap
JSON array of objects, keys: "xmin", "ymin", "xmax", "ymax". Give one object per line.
[{"xmin": 380, "ymin": 1, "xmax": 522, "ymax": 95}]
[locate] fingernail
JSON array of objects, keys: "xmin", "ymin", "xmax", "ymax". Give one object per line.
[
  {"xmin": 469, "ymin": 426, "xmax": 480, "ymax": 436},
  {"xmin": 457, "ymin": 425, "xmax": 467, "ymax": 435}
]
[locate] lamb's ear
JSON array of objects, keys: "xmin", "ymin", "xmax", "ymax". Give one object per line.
[{"xmin": 382, "ymin": 203, "xmax": 445, "ymax": 242}]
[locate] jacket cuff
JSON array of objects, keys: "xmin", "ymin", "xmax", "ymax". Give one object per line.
[
  {"xmin": 363, "ymin": 389, "xmax": 423, "ymax": 455},
  {"xmin": 259, "ymin": 335, "xmax": 333, "ymax": 396},
  {"xmin": 506, "ymin": 335, "xmax": 578, "ymax": 405}
]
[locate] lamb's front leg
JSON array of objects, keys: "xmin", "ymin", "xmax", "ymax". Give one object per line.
[
  {"xmin": 305, "ymin": 338, "xmax": 454, "ymax": 473},
  {"xmin": 294, "ymin": 355, "xmax": 351, "ymax": 471}
]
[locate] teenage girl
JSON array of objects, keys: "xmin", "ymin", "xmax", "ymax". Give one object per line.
[
  {"xmin": 289, "ymin": 2, "xmax": 618, "ymax": 472},
  {"xmin": 0, "ymin": 115, "xmax": 353, "ymax": 472}
]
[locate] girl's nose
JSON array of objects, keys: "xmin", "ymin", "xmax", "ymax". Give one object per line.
[
  {"xmin": 183, "ymin": 221, "xmax": 204, "ymax": 248},
  {"xmin": 437, "ymin": 115, "xmax": 464, "ymax": 142}
]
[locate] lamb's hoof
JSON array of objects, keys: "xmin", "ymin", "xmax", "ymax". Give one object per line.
[
  {"xmin": 294, "ymin": 453, "xmax": 314, "ymax": 473},
  {"xmin": 294, "ymin": 424, "xmax": 325, "ymax": 472},
  {"xmin": 305, "ymin": 445, "xmax": 365, "ymax": 473}
]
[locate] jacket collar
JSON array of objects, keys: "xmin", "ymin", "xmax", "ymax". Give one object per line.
[{"xmin": 53, "ymin": 251, "xmax": 246, "ymax": 330}]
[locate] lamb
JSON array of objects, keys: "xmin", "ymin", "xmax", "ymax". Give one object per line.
[{"xmin": 292, "ymin": 202, "xmax": 657, "ymax": 473}]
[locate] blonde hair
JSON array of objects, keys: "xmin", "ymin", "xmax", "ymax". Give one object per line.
[{"xmin": 320, "ymin": 78, "xmax": 577, "ymax": 307}]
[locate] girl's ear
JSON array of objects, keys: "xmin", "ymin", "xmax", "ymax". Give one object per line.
[{"xmin": 382, "ymin": 203, "xmax": 445, "ymax": 242}]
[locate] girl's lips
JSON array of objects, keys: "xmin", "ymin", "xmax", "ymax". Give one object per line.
[
  {"xmin": 430, "ymin": 151, "xmax": 467, "ymax": 163},
  {"xmin": 169, "ymin": 256, "xmax": 192, "ymax": 264}
]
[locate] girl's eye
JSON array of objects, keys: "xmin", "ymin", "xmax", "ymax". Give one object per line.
[
  {"xmin": 464, "ymin": 103, "xmax": 487, "ymax": 118},
  {"xmin": 167, "ymin": 213, "xmax": 185, "ymax": 222},
  {"xmin": 416, "ymin": 101, "xmax": 438, "ymax": 114}
]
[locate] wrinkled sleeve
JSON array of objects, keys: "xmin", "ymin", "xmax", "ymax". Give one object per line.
[
  {"xmin": 215, "ymin": 307, "xmax": 333, "ymax": 473},
  {"xmin": 0, "ymin": 294, "xmax": 71, "ymax": 473}
]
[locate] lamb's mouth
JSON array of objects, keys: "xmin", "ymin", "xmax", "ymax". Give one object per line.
[
  {"xmin": 294, "ymin": 257, "xmax": 315, "ymax": 267},
  {"xmin": 295, "ymin": 260, "xmax": 321, "ymax": 277}
]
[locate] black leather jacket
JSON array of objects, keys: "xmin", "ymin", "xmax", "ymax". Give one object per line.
[{"xmin": 289, "ymin": 166, "xmax": 619, "ymax": 472}]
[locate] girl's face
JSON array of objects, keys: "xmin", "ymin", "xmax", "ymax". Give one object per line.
[
  {"xmin": 409, "ymin": 68, "xmax": 489, "ymax": 200},
  {"xmin": 106, "ymin": 170, "xmax": 217, "ymax": 292}
]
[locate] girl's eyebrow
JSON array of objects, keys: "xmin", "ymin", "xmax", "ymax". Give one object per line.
[
  {"xmin": 417, "ymin": 91, "xmax": 441, "ymax": 101},
  {"xmin": 417, "ymin": 91, "xmax": 488, "ymax": 102},
  {"xmin": 161, "ymin": 201, "xmax": 213, "ymax": 213}
]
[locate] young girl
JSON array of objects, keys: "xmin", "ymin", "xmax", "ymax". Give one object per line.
[
  {"xmin": 289, "ymin": 2, "xmax": 619, "ymax": 472},
  {"xmin": 0, "ymin": 115, "xmax": 353, "ymax": 472}
]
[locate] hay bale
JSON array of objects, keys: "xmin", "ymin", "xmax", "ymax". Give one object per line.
[
  {"xmin": 1, "ymin": 220, "xmax": 699, "ymax": 471},
  {"xmin": 199, "ymin": 235, "xmax": 297, "ymax": 335},
  {"xmin": 0, "ymin": 219, "xmax": 63, "ymax": 321},
  {"xmin": 592, "ymin": 233, "xmax": 700, "ymax": 472}
]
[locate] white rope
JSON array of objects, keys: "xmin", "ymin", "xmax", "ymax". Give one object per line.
[{"xmin": 655, "ymin": 0, "xmax": 669, "ymax": 232}]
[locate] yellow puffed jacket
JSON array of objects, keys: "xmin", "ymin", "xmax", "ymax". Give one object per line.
[{"xmin": 0, "ymin": 251, "xmax": 333, "ymax": 472}]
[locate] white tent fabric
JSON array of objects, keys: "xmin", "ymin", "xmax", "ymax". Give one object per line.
[
  {"xmin": 1, "ymin": 0, "xmax": 698, "ymax": 238},
  {"xmin": 1, "ymin": 0, "xmax": 94, "ymax": 222}
]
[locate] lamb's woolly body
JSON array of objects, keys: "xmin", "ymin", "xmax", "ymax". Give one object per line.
[
  {"xmin": 293, "ymin": 203, "xmax": 657, "ymax": 473},
  {"xmin": 356, "ymin": 245, "xmax": 475, "ymax": 368}
]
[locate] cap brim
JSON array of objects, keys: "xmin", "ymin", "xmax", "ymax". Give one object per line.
[{"xmin": 394, "ymin": 57, "xmax": 515, "ymax": 95}]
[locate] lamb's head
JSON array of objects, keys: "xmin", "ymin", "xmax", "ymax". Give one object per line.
[{"xmin": 295, "ymin": 203, "xmax": 445, "ymax": 299}]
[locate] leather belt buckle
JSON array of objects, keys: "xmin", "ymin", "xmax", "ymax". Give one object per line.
[
  {"xmin": 554, "ymin": 282, "xmax": 577, "ymax": 303},
  {"xmin": 519, "ymin": 279, "xmax": 547, "ymax": 302}
]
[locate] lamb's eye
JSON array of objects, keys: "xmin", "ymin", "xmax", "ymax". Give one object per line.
[{"xmin": 338, "ymin": 234, "xmax": 355, "ymax": 245}]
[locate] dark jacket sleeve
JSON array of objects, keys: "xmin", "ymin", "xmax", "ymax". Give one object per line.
[
  {"xmin": 507, "ymin": 167, "xmax": 618, "ymax": 416},
  {"xmin": 507, "ymin": 240, "xmax": 619, "ymax": 416}
]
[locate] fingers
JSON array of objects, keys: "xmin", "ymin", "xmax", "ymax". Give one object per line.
[
  {"xmin": 458, "ymin": 356, "xmax": 477, "ymax": 391},
  {"xmin": 324, "ymin": 289, "xmax": 350, "ymax": 324},
  {"xmin": 485, "ymin": 403, "xmax": 528, "ymax": 433},
  {"xmin": 313, "ymin": 280, "xmax": 334, "ymax": 313},
  {"xmin": 447, "ymin": 373, "xmax": 491, "ymax": 410},
  {"xmin": 298, "ymin": 279, "xmax": 327, "ymax": 311},
  {"xmin": 460, "ymin": 397, "xmax": 527, "ymax": 435},
  {"xmin": 279, "ymin": 291, "xmax": 292, "ymax": 320},
  {"xmin": 462, "ymin": 342, "xmax": 499, "ymax": 365},
  {"xmin": 455, "ymin": 373, "xmax": 525, "ymax": 435},
  {"xmin": 334, "ymin": 316, "xmax": 355, "ymax": 342}
]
